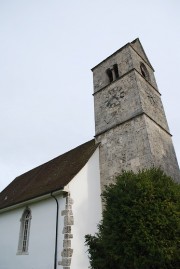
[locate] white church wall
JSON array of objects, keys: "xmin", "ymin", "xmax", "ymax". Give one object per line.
[
  {"xmin": 0, "ymin": 148, "xmax": 102, "ymax": 269},
  {"xmin": 0, "ymin": 208, "xmax": 22, "ymax": 269},
  {"xmin": 66, "ymin": 148, "xmax": 102, "ymax": 269},
  {"xmin": 0, "ymin": 195, "xmax": 65, "ymax": 269}
]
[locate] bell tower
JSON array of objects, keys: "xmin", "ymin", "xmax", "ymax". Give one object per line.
[{"xmin": 92, "ymin": 38, "xmax": 180, "ymax": 190}]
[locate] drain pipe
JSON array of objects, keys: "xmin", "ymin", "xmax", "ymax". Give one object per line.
[{"xmin": 51, "ymin": 192, "xmax": 59, "ymax": 269}]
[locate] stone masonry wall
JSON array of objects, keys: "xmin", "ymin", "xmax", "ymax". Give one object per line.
[
  {"xmin": 94, "ymin": 70, "xmax": 142, "ymax": 136},
  {"xmin": 95, "ymin": 114, "xmax": 154, "ymax": 190},
  {"xmin": 145, "ymin": 116, "xmax": 180, "ymax": 182},
  {"xmin": 93, "ymin": 39, "xmax": 180, "ymax": 191},
  {"xmin": 59, "ymin": 193, "xmax": 74, "ymax": 269},
  {"xmin": 129, "ymin": 45, "xmax": 158, "ymax": 90},
  {"xmin": 92, "ymin": 46, "xmax": 133, "ymax": 93},
  {"xmin": 136, "ymin": 71, "xmax": 169, "ymax": 132}
]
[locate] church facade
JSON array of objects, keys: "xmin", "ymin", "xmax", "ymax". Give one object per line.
[
  {"xmin": 0, "ymin": 39, "xmax": 179, "ymax": 269},
  {"xmin": 0, "ymin": 141, "xmax": 102, "ymax": 269}
]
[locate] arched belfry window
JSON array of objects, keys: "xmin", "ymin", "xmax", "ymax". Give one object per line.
[
  {"xmin": 106, "ymin": 63, "xmax": 119, "ymax": 84},
  {"xmin": 140, "ymin": 62, "xmax": 150, "ymax": 81},
  {"xmin": 113, "ymin": 64, "xmax": 119, "ymax": 79},
  {"xmin": 106, "ymin": 68, "xmax": 113, "ymax": 83},
  {"xmin": 17, "ymin": 208, "xmax": 32, "ymax": 254}
]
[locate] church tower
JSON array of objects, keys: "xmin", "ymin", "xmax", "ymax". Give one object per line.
[{"xmin": 92, "ymin": 38, "xmax": 180, "ymax": 190}]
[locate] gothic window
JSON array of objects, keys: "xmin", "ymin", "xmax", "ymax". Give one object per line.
[
  {"xmin": 17, "ymin": 208, "xmax": 31, "ymax": 254},
  {"xmin": 140, "ymin": 62, "xmax": 150, "ymax": 81}
]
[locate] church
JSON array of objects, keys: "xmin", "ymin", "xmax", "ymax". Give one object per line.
[{"xmin": 0, "ymin": 39, "xmax": 179, "ymax": 269}]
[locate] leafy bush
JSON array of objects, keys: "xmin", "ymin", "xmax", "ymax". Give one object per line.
[{"xmin": 85, "ymin": 168, "xmax": 180, "ymax": 269}]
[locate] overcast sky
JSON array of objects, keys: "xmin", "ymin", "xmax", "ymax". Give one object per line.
[{"xmin": 0, "ymin": 0, "xmax": 179, "ymax": 191}]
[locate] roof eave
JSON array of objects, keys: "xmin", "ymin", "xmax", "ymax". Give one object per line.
[{"xmin": 0, "ymin": 187, "xmax": 67, "ymax": 213}]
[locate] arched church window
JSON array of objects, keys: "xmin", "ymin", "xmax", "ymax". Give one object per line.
[
  {"xmin": 17, "ymin": 208, "xmax": 31, "ymax": 254},
  {"xmin": 140, "ymin": 62, "xmax": 150, "ymax": 81}
]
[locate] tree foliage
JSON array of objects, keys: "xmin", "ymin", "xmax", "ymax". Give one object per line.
[{"xmin": 85, "ymin": 168, "xmax": 180, "ymax": 269}]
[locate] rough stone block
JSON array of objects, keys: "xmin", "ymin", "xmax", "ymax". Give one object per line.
[
  {"xmin": 63, "ymin": 239, "xmax": 71, "ymax": 248},
  {"xmin": 64, "ymin": 233, "xmax": 73, "ymax": 239},
  {"xmin": 65, "ymin": 204, "xmax": 72, "ymax": 210},
  {"xmin": 61, "ymin": 210, "xmax": 73, "ymax": 216},
  {"xmin": 64, "ymin": 215, "xmax": 74, "ymax": 226},
  {"xmin": 61, "ymin": 248, "xmax": 73, "ymax": 257},
  {"xmin": 59, "ymin": 258, "xmax": 71, "ymax": 266},
  {"xmin": 66, "ymin": 197, "xmax": 74, "ymax": 205},
  {"xmin": 62, "ymin": 226, "xmax": 71, "ymax": 234}
]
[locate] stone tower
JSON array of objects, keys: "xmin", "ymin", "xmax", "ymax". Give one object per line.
[{"xmin": 92, "ymin": 38, "xmax": 180, "ymax": 190}]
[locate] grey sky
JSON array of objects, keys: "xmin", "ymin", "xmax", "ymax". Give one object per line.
[{"xmin": 0, "ymin": 0, "xmax": 180, "ymax": 191}]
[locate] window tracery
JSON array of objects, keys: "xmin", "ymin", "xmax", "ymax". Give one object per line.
[{"xmin": 17, "ymin": 208, "xmax": 31, "ymax": 254}]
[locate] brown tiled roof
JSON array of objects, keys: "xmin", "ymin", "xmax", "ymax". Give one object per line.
[{"xmin": 0, "ymin": 139, "xmax": 98, "ymax": 210}]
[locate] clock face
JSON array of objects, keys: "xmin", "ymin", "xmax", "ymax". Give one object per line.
[{"xmin": 105, "ymin": 86, "xmax": 125, "ymax": 108}]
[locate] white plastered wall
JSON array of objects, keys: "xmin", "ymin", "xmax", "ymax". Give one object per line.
[
  {"xmin": 0, "ymin": 195, "xmax": 66, "ymax": 269},
  {"xmin": 0, "ymin": 147, "xmax": 102, "ymax": 269},
  {"xmin": 65, "ymin": 147, "xmax": 102, "ymax": 269}
]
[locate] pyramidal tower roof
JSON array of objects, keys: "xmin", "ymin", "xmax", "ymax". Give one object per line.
[
  {"xmin": 92, "ymin": 38, "xmax": 154, "ymax": 71},
  {"xmin": 130, "ymin": 38, "xmax": 154, "ymax": 70}
]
